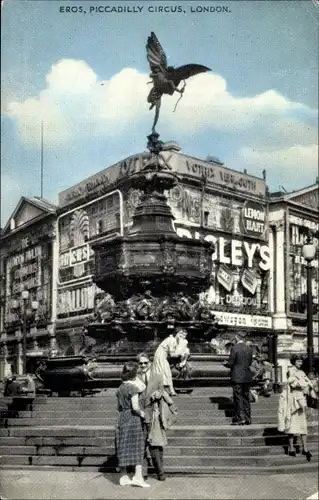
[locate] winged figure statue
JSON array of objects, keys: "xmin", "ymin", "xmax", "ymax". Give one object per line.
[{"xmin": 146, "ymin": 32, "xmax": 211, "ymax": 133}]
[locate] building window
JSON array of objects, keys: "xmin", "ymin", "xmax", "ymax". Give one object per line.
[
  {"xmin": 97, "ymin": 220, "xmax": 104, "ymax": 234},
  {"xmin": 203, "ymin": 211, "xmax": 209, "ymax": 227}
]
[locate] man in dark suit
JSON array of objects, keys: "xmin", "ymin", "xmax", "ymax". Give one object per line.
[{"xmin": 225, "ymin": 331, "xmax": 253, "ymax": 425}]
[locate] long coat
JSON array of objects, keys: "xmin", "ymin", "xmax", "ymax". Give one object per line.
[{"xmin": 138, "ymin": 370, "xmax": 177, "ymax": 447}]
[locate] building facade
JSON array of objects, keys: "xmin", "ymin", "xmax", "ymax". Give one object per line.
[
  {"xmin": 2, "ymin": 149, "xmax": 316, "ymax": 376},
  {"xmin": 54, "ymin": 143, "xmax": 272, "ymax": 354},
  {"xmin": 0, "ymin": 197, "xmax": 58, "ymax": 376},
  {"xmin": 268, "ymin": 184, "xmax": 319, "ymax": 377}
]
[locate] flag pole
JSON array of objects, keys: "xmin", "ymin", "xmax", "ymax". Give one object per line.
[{"xmin": 40, "ymin": 121, "xmax": 44, "ymax": 198}]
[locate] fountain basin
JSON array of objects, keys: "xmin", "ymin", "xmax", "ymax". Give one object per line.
[{"xmin": 37, "ymin": 354, "xmax": 230, "ymax": 395}]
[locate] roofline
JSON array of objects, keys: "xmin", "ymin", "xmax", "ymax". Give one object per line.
[
  {"xmin": 1, "ymin": 212, "xmax": 56, "ymax": 240},
  {"xmin": 3, "ymin": 197, "xmax": 57, "ymax": 234},
  {"xmin": 269, "ymin": 183, "xmax": 319, "ymax": 203}
]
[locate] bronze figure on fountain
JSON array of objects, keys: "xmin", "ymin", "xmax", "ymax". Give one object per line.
[{"xmin": 146, "ymin": 32, "xmax": 211, "ymax": 134}]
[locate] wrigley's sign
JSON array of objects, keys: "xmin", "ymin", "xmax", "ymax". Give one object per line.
[{"xmin": 59, "ymin": 151, "xmax": 266, "ymax": 207}]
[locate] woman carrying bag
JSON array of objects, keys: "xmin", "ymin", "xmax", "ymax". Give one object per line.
[{"xmin": 278, "ymin": 355, "xmax": 318, "ymax": 461}]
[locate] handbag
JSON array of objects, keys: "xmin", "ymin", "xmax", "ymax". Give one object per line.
[
  {"xmin": 306, "ymin": 394, "xmax": 318, "ymax": 409},
  {"xmin": 305, "ymin": 384, "xmax": 319, "ymax": 409}
]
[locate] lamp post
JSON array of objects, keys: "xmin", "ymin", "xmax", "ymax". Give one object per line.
[
  {"xmin": 12, "ymin": 290, "xmax": 39, "ymax": 374},
  {"xmin": 302, "ymin": 235, "xmax": 317, "ymax": 375}
]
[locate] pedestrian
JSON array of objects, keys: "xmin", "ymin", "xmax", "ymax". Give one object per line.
[
  {"xmin": 278, "ymin": 355, "xmax": 318, "ymax": 461},
  {"xmin": 224, "ymin": 331, "xmax": 253, "ymax": 425},
  {"xmin": 152, "ymin": 329, "xmax": 190, "ymax": 396},
  {"xmin": 137, "ymin": 352, "xmax": 177, "ymax": 481},
  {"xmin": 115, "ymin": 361, "xmax": 150, "ymax": 488}
]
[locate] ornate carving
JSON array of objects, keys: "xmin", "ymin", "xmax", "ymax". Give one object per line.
[
  {"xmin": 92, "ymin": 293, "xmax": 115, "ymax": 323},
  {"xmin": 70, "ymin": 209, "xmax": 90, "ymax": 245},
  {"xmin": 128, "ymin": 291, "xmax": 158, "ymax": 321},
  {"xmin": 192, "ymin": 296, "xmax": 217, "ymax": 322},
  {"xmin": 161, "ymin": 240, "xmax": 177, "ymax": 275}
]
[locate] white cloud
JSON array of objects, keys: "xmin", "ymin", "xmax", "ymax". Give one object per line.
[
  {"xmin": 5, "ymin": 60, "xmax": 149, "ymax": 146},
  {"xmin": 46, "ymin": 59, "xmax": 97, "ymax": 92},
  {"xmin": 161, "ymin": 76, "xmax": 305, "ymax": 133},
  {"xmin": 0, "ymin": 173, "xmax": 23, "ymax": 225},
  {"xmin": 3, "ymin": 58, "xmax": 318, "ymax": 148},
  {"xmin": 239, "ymin": 144, "xmax": 318, "ymax": 184}
]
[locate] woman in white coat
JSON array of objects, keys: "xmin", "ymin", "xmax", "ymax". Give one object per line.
[
  {"xmin": 152, "ymin": 329, "xmax": 189, "ymax": 396},
  {"xmin": 278, "ymin": 355, "xmax": 317, "ymax": 461}
]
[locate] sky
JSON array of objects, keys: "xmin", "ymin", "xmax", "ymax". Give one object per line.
[{"xmin": 1, "ymin": 0, "xmax": 318, "ymax": 226}]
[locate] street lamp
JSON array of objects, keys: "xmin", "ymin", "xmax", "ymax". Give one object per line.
[
  {"xmin": 302, "ymin": 235, "xmax": 317, "ymax": 375},
  {"xmin": 12, "ymin": 290, "xmax": 39, "ymax": 374}
]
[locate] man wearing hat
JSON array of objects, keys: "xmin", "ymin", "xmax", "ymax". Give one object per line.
[{"xmin": 225, "ymin": 331, "xmax": 253, "ymax": 425}]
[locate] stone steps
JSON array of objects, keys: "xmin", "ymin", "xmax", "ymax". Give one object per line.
[
  {"xmin": 2, "ymin": 423, "xmax": 318, "ymax": 437},
  {"xmin": 4, "ymin": 408, "xmax": 283, "ymax": 418},
  {"xmin": 1, "ymin": 434, "xmax": 319, "ymax": 447},
  {"xmin": 3, "ymin": 416, "xmax": 286, "ymax": 426},
  {"xmin": 0, "ymin": 451, "xmax": 317, "ymax": 468},
  {"xmin": 1, "ymin": 462, "xmax": 316, "ymax": 475},
  {"xmin": 1, "ymin": 394, "xmax": 288, "ymax": 427},
  {"xmin": 1, "ymin": 392, "xmax": 317, "ymax": 475},
  {"xmin": 1, "ymin": 395, "xmax": 281, "ymax": 414},
  {"xmin": 0, "ymin": 443, "xmax": 318, "ymax": 457},
  {"xmin": 24, "ymin": 397, "xmax": 278, "ymax": 406}
]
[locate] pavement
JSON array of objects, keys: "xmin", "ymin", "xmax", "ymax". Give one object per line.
[{"xmin": 0, "ymin": 470, "xmax": 318, "ymax": 500}]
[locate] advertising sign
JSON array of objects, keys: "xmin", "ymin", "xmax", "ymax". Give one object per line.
[
  {"xmin": 59, "ymin": 243, "xmax": 91, "ymax": 269},
  {"xmin": 57, "ymin": 191, "xmax": 123, "ymax": 317},
  {"xmin": 217, "ymin": 265, "xmax": 234, "ymax": 292},
  {"xmin": 5, "ymin": 242, "xmax": 52, "ymax": 325},
  {"xmin": 59, "ymin": 151, "xmax": 266, "ymax": 208},
  {"xmin": 176, "ymin": 226, "xmax": 270, "ymax": 314},
  {"xmin": 58, "ymin": 190, "xmax": 123, "ymax": 286},
  {"xmin": 241, "ymin": 269, "xmax": 258, "ymax": 295},
  {"xmin": 57, "ymin": 281, "xmax": 101, "ymax": 317},
  {"xmin": 211, "ymin": 311, "xmax": 272, "ymax": 329},
  {"xmin": 175, "ymin": 227, "xmax": 271, "ymax": 271},
  {"xmin": 241, "ymin": 200, "xmax": 267, "ymax": 236}
]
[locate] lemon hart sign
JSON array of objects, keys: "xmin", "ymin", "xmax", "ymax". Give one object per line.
[{"xmin": 241, "ymin": 200, "xmax": 267, "ymax": 237}]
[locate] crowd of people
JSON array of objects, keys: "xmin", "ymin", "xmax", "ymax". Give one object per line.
[{"xmin": 114, "ymin": 329, "xmax": 318, "ymax": 487}]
